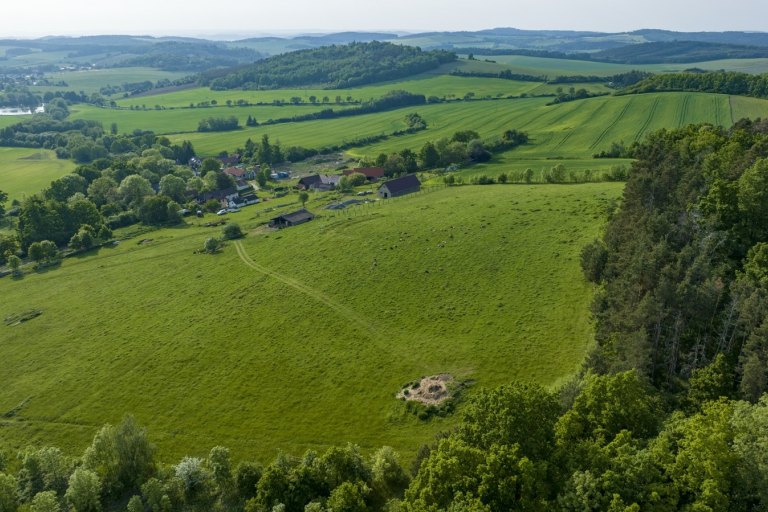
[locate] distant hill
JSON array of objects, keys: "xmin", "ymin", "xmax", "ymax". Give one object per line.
[
  {"xmin": 2, "ymin": 28, "xmax": 768, "ymax": 74},
  {"xmin": 0, "ymin": 35, "xmax": 263, "ymax": 72},
  {"xmin": 630, "ymin": 29, "xmax": 768, "ymax": 47},
  {"xmin": 200, "ymin": 41, "xmax": 456, "ymax": 90},
  {"xmin": 591, "ymin": 41, "xmax": 768, "ymax": 64}
]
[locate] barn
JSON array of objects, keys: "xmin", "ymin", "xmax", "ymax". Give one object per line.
[
  {"xmin": 378, "ymin": 174, "xmax": 421, "ymax": 199},
  {"xmin": 269, "ymin": 209, "xmax": 316, "ymax": 228}
]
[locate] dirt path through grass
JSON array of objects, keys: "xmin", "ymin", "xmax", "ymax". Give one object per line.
[{"xmin": 234, "ymin": 240, "xmax": 380, "ymax": 337}]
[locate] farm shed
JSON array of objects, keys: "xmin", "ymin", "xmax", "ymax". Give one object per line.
[
  {"xmin": 269, "ymin": 209, "xmax": 315, "ymax": 228},
  {"xmin": 378, "ymin": 174, "xmax": 421, "ymax": 199}
]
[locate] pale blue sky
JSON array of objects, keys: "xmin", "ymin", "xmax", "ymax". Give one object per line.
[{"xmin": 1, "ymin": 0, "xmax": 766, "ymax": 38}]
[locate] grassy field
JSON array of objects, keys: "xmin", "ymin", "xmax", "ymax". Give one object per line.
[
  {"xmin": 0, "ymin": 148, "xmax": 75, "ymax": 202},
  {"xmin": 31, "ymin": 67, "xmax": 192, "ymax": 94},
  {"xmin": 68, "ymin": 104, "xmax": 358, "ymax": 135},
  {"xmin": 114, "ymin": 74, "xmax": 610, "ymax": 110},
  {"xmin": 0, "ymin": 182, "xmax": 622, "ymax": 462}
]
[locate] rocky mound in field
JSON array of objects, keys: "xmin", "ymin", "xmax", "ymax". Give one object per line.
[{"xmin": 397, "ymin": 374, "xmax": 455, "ymax": 405}]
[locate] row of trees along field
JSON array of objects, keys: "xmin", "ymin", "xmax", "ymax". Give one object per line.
[{"xmin": 624, "ymin": 71, "xmax": 768, "ymax": 98}]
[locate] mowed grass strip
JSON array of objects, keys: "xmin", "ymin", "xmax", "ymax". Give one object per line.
[
  {"xmin": 0, "ymin": 148, "xmax": 75, "ymax": 202},
  {"xmin": 0, "ymin": 183, "xmax": 622, "ymax": 461}
]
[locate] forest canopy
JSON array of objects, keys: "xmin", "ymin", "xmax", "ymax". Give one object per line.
[{"xmin": 200, "ymin": 41, "xmax": 457, "ymax": 90}]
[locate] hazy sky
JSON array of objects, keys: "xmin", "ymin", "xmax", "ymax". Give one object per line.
[{"xmin": 1, "ymin": 0, "xmax": 766, "ymax": 38}]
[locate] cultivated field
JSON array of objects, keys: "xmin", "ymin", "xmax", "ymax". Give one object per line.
[
  {"xmin": 0, "ymin": 182, "xmax": 622, "ymax": 461},
  {"xmin": 113, "ymin": 74, "xmax": 610, "ymax": 110},
  {"xmin": 157, "ymin": 92, "xmax": 768, "ymax": 159}
]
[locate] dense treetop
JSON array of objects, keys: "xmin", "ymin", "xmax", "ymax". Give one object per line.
[
  {"xmin": 583, "ymin": 119, "xmax": 768, "ymax": 395},
  {"xmin": 624, "ymin": 70, "xmax": 768, "ymax": 98},
  {"xmin": 201, "ymin": 41, "xmax": 456, "ymax": 90}
]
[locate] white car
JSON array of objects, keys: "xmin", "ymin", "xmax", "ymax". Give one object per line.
[{"xmin": 216, "ymin": 209, "xmax": 228, "ymax": 215}]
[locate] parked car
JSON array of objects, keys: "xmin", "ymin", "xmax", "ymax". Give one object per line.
[{"xmin": 216, "ymin": 209, "xmax": 228, "ymax": 215}]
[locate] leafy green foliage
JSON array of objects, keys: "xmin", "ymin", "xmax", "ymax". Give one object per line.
[
  {"xmin": 222, "ymin": 223, "xmax": 243, "ymax": 240},
  {"xmin": 588, "ymin": 120, "xmax": 768, "ymax": 387},
  {"xmin": 626, "ymin": 70, "xmax": 768, "ymax": 98},
  {"xmin": 197, "ymin": 116, "xmax": 240, "ymax": 132}
]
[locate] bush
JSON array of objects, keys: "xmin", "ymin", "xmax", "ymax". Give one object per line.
[
  {"xmin": 204, "ymin": 238, "xmax": 222, "ymax": 254},
  {"xmin": 222, "ymin": 223, "xmax": 243, "ymax": 240},
  {"xmin": 106, "ymin": 211, "xmax": 138, "ymax": 230}
]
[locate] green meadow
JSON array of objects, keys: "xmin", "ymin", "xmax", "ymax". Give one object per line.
[
  {"xmin": 0, "ymin": 183, "xmax": 622, "ymax": 461},
  {"xmin": 0, "ymin": 147, "xmax": 75, "ymax": 202},
  {"xmin": 32, "ymin": 67, "xmax": 192, "ymax": 94}
]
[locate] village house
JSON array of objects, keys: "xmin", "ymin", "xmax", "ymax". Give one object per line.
[
  {"xmin": 269, "ymin": 209, "xmax": 316, "ymax": 228},
  {"xmin": 218, "ymin": 154, "xmax": 241, "ymax": 167},
  {"xmin": 223, "ymin": 167, "xmax": 257, "ymax": 180},
  {"xmin": 297, "ymin": 174, "xmax": 341, "ymax": 191},
  {"xmin": 378, "ymin": 174, "xmax": 421, "ymax": 199}
]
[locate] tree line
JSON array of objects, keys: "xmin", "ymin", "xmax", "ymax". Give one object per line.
[
  {"xmin": 4, "ymin": 366, "xmax": 768, "ymax": 511},
  {"xmin": 623, "ymin": 70, "xmax": 768, "ymax": 99}
]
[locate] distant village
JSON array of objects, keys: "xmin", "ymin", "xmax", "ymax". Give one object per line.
[{"xmin": 194, "ymin": 154, "xmax": 422, "ymax": 229}]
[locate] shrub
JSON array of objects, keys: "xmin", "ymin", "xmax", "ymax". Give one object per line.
[
  {"xmin": 222, "ymin": 223, "xmax": 243, "ymax": 240},
  {"xmin": 204, "ymin": 238, "xmax": 222, "ymax": 254}
]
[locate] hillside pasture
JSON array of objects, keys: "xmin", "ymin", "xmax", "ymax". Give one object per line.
[
  {"xmin": 0, "ymin": 183, "xmax": 622, "ymax": 461},
  {"xmin": 0, "ymin": 147, "xmax": 75, "ymax": 202}
]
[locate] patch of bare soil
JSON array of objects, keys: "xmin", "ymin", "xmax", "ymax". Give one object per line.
[{"xmin": 397, "ymin": 374, "xmax": 454, "ymax": 405}]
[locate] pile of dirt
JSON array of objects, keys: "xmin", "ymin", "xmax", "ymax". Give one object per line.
[{"xmin": 397, "ymin": 374, "xmax": 454, "ymax": 405}]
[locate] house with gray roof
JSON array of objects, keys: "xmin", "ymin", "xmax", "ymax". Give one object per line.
[{"xmin": 378, "ymin": 174, "xmax": 421, "ymax": 199}]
